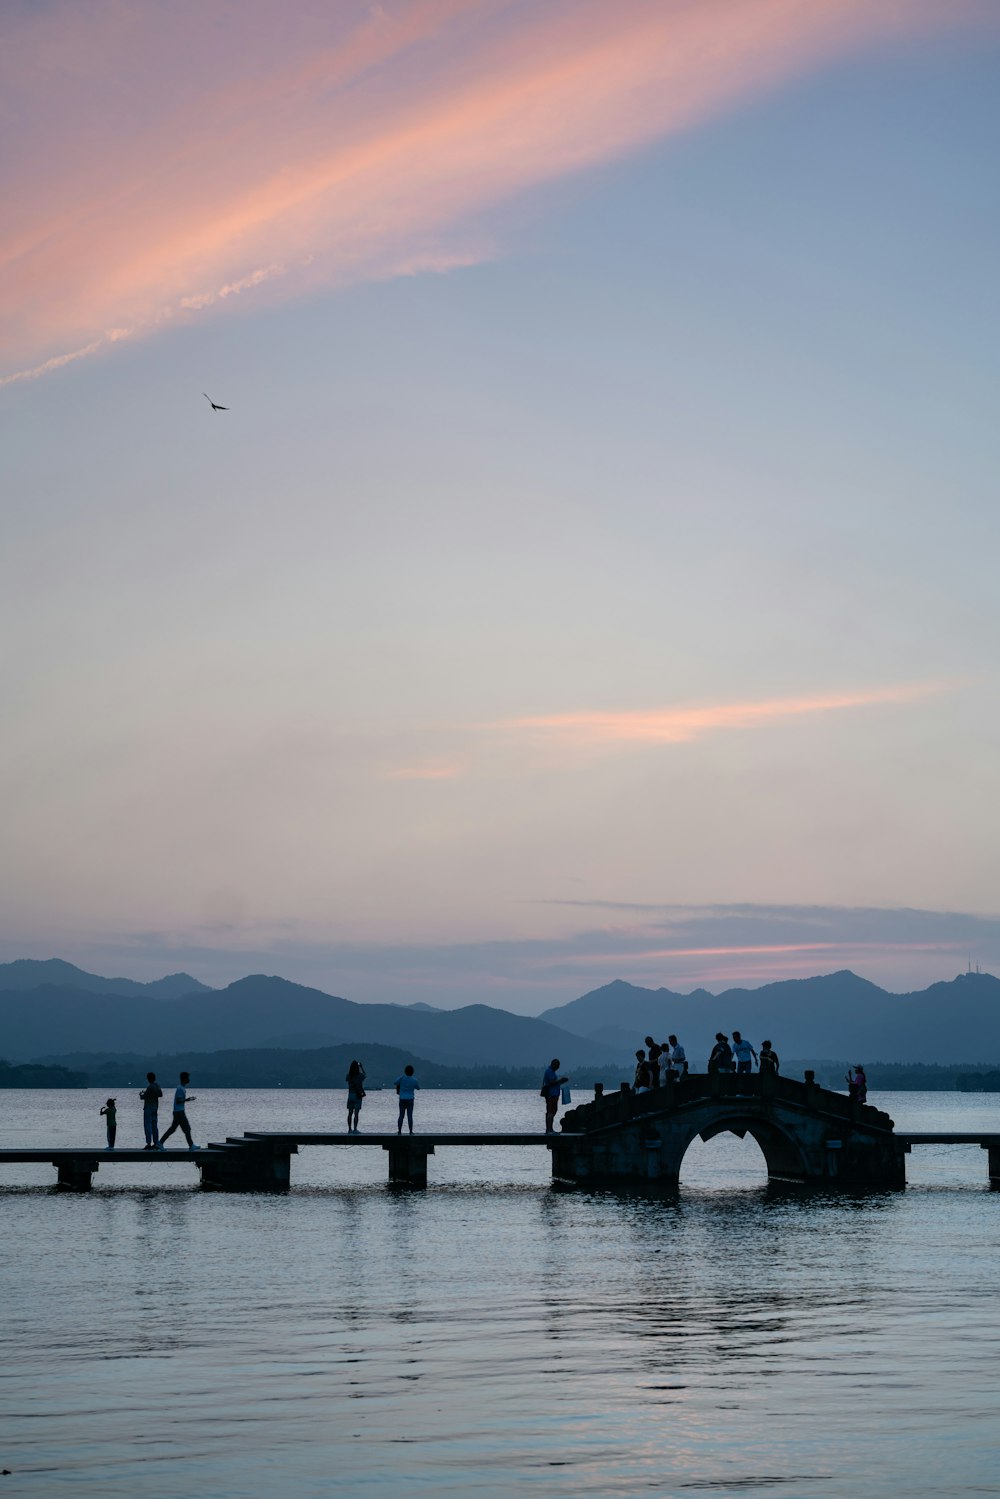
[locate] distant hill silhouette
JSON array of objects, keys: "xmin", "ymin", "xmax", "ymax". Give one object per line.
[
  {"xmin": 30, "ymin": 1044, "xmax": 597, "ymax": 1092},
  {"xmin": 5, "ymin": 961, "xmax": 1000, "ymax": 1069},
  {"xmin": 0, "ymin": 1057, "xmax": 87, "ymax": 1087},
  {"xmin": 0, "ymin": 973, "xmax": 618, "ymax": 1069},
  {"xmin": 33, "ymin": 1049, "xmax": 998, "ymax": 1093},
  {"xmin": 0, "ymin": 958, "xmax": 211, "ymax": 999},
  {"xmin": 538, "ymin": 971, "xmax": 1000, "ymax": 1064}
]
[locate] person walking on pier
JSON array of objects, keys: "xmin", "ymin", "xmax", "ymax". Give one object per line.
[
  {"xmin": 139, "ymin": 1072, "xmax": 162, "ymax": 1149},
  {"xmin": 542, "ymin": 1058, "xmax": 568, "ymax": 1133},
  {"xmin": 732, "ymin": 1032, "xmax": 757, "ymax": 1075},
  {"xmin": 644, "ymin": 1037, "xmax": 662, "ymax": 1087},
  {"xmin": 395, "ymin": 1065, "xmax": 420, "ymax": 1134},
  {"xmin": 100, "ymin": 1098, "xmax": 117, "ymax": 1149},
  {"xmin": 346, "ymin": 1060, "xmax": 366, "ymax": 1133},
  {"xmin": 158, "ymin": 1072, "xmax": 198, "ymax": 1149}
]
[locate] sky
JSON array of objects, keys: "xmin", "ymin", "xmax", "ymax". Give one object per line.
[{"xmin": 3, "ymin": 0, "xmax": 1000, "ymax": 1011}]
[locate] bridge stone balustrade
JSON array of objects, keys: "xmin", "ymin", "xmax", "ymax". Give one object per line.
[{"xmin": 552, "ymin": 1072, "xmax": 906, "ymax": 1188}]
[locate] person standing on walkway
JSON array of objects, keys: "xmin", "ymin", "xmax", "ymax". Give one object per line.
[
  {"xmin": 644, "ymin": 1037, "xmax": 662, "ymax": 1088},
  {"xmin": 100, "ymin": 1098, "xmax": 117, "ymax": 1149},
  {"xmin": 158, "ymin": 1072, "xmax": 198, "ymax": 1149},
  {"xmin": 732, "ymin": 1032, "xmax": 758, "ymax": 1074},
  {"xmin": 759, "ymin": 1041, "xmax": 780, "ymax": 1075},
  {"xmin": 668, "ymin": 1035, "xmax": 687, "ymax": 1076},
  {"xmin": 708, "ymin": 1034, "xmax": 734, "ymax": 1073},
  {"xmin": 542, "ymin": 1058, "xmax": 568, "ymax": 1133},
  {"xmin": 395, "ymin": 1065, "xmax": 420, "ymax": 1134},
  {"xmin": 346, "ymin": 1060, "xmax": 366, "ymax": 1133},
  {"xmin": 139, "ymin": 1072, "xmax": 162, "ymax": 1149},
  {"xmin": 633, "ymin": 1050, "xmax": 651, "ymax": 1093},
  {"xmin": 848, "ymin": 1064, "xmax": 867, "ymax": 1104}
]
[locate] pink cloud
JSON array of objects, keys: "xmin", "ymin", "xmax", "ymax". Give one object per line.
[
  {"xmin": 492, "ymin": 682, "xmax": 946, "ymax": 748},
  {"xmin": 2, "ymin": 0, "xmax": 992, "ymax": 383},
  {"xmin": 386, "ymin": 760, "xmax": 464, "ymax": 781}
]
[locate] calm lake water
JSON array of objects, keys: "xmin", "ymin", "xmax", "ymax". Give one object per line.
[{"xmin": 3, "ymin": 1087, "xmax": 1000, "ymax": 1498}]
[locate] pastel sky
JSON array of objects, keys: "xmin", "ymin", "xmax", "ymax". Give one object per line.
[{"xmin": 3, "ymin": 0, "xmax": 1000, "ymax": 1009}]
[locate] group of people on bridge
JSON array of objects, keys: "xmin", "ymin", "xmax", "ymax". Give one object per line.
[{"xmin": 631, "ymin": 1033, "xmax": 780, "ymax": 1092}]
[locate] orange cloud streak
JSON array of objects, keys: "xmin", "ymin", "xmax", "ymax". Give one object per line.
[
  {"xmin": 556, "ymin": 940, "xmax": 957, "ymax": 964},
  {"xmin": 386, "ymin": 760, "xmax": 464, "ymax": 781},
  {"xmin": 494, "ymin": 682, "xmax": 944, "ymax": 746},
  {"xmin": 2, "ymin": 0, "xmax": 991, "ymax": 383}
]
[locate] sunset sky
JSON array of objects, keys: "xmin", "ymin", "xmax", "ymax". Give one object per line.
[{"xmin": 4, "ymin": 0, "xmax": 1000, "ymax": 1008}]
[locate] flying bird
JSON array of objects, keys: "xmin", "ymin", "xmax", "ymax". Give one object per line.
[{"xmin": 203, "ymin": 393, "xmax": 229, "ymax": 411}]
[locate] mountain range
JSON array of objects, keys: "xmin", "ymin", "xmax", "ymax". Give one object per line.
[
  {"xmin": 0, "ymin": 958, "xmax": 211, "ymax": 999},
  {"xmin": 0, "ymin": 969, "xmax": 615, "ymax": 1069},
  {"xmin": 1, "ymin": 960, "xmax": 999, "ymax": 1068},
  {"xmin": 539, "ymin": 971, "xmax": 1000, "ymax": 1064}
]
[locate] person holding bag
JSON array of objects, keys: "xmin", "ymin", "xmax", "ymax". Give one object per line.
[
  {"xmin": 346, "ymin": 1060, "xmax": 366, "ymax": 1133},
  {"xmin": 541, "ymin": 1058, "xmax": 568, "ymax": 1133}
]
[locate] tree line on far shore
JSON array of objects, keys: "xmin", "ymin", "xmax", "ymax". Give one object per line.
[
  {"xmin": 3, "ymin": 1045, "xmax": 571, "ymax": 1091},
  {"xmin": 6, "ymin": 1048, "xmax": 1000, "ymax": 1092},
  {"xmin": 0, "ymin": 1059, "xmax": 88, "ymax": 1087}
]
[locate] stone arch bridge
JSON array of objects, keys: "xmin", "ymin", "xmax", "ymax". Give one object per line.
[
  {"xmin": 9, "ymin": 1073, "xmax": 989, "ymax": 1192},
  {"xmin": 552, "ymin": 1071, "xmax": 906, "ymax": 1188}
]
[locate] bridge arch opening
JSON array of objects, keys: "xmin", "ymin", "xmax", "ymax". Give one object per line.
[
  {"xmin": 677, "ymin": 1117, "xmax": 808, "ymax": 1186},
  {"xmin": 679, "ymin": 1130, "xmax": 767, "ymax": 1188}
]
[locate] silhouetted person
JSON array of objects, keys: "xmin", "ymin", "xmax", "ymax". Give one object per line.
[
  {"xmin": 708, "ymin": 1033, "xmax": 734, "ymax": 1073},
  {"xmin": 100, "ymin": 1098, "xmax": 117, "ymax": 1149},
  {"xmin": 395, "ymin": 1065, "xmax": 420, "ymax": 1134},
  {"xmin": 634, "ymin": 1049, "xmax": 651, "ymax": 1093},
  {"xmin": 668, "ymin": 1035, "xmax": 687, "ymax": 1075},
  {"xmin": 645, "ymin": 1036, "xmax": 662, "ymax": 1087},
  {"xmin": 158, "ymin": 1071, "xmax": 197, "ymax": 1149},
  {"xmin": 346, "ymin": 1060, "xmax": 366, "ymax": 1133},
  {"xmin": 139, "ymin": 1072, "xmax": 162, "ymax": 1148},
  {"xmin": 732, "ymin": 1031, "xmax": 757, "ymax": 1074},
  {"xmin": 847, "ymin": 1064, "xmax": 867, "ymax": 1103},
  {"xmin": 759, "ymin": 1041, "xmax": 780, "ymax": 1075},
  {"xmin": 542, "ymin": 1058, "xmax": 568, "ymax": 1133}
]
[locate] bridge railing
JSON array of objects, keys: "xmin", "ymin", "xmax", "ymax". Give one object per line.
[{"xmin": 561, "ymin": 1071, "xmax": 895, "ymax": 1135}]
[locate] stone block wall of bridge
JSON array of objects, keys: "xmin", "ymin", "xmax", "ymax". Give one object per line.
[{"xmin": 552, "ymin": 1073, "xmax": 906, "ymax": 1189}]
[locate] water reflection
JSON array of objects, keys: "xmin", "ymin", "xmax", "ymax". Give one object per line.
[{"xmin": 4, "ymin": 1090, "xmax": 1000, "ymax": 1498}]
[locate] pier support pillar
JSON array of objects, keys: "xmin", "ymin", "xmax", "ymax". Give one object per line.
[
  {"xmin": 384, "ymin": 1141, "xmax": 434, "ymax": 1187},
  {"xmin": 56, "ymin": 1158, "xmax": 97, "ymax": 1191},
  {"xmin": 983, "ymin": 1144, "xmax": 1000, "ymax": 1186}
]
